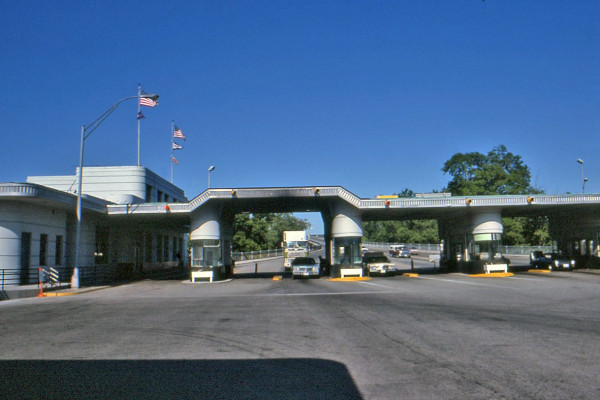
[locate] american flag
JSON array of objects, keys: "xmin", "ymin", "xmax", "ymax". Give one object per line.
[
  {"xmin": 173, "ymin": 125, "xmax": 186, "ymax": 140},
  {"xmin": 172, "ymin": 143, "xmax": 182, "ymax": 150},
  {"xmin": 139, "ymin": 90, "xmax": 158, "ymax": 107},
  {"xmin": 171, "ymin": 156, "xmax": 179, "ymax": 164},
  {"xmin": 140, "ymin": 97, "xmax": 157, "ymax": 107}
]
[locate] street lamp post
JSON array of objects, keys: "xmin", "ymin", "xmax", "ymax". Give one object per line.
[
  {"xmin": 577, "ymin": 159, "xmax": 585, "ymax": 193},
  {"xmin": 208, "ymin": 165, "xmax": 216, "ymax": 189},
  {"xmin": 73, "ymin": 93, "xmax": 159, "ymax": 288}
]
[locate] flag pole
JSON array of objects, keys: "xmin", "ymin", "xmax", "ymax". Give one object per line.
[
  {"xmin": 171, "ymin": 120, "xmax": 175, "ymax": 183},
  {"xmin": 137, "ymin": 84, "xmax": 142, "ymax": 166}
]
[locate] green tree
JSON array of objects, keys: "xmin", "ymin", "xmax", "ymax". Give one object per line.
[
  {"xmin": 233, "ymin": 213, "xmax": 310, "ymax": 252},
  {"xmin": 442, "ymin": 145, "xmax": 550, "ymax": 245},
  {"xmin": 442, "ymin": 145, "xmax": 533, "ymax": 195},
  {"xmin": 363, "ymin": 188, "xmax": 439, "ymax": 244}
]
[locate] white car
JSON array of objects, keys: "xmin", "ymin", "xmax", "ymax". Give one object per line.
[
  {"xmin": 362, "ymin": 252, "xmax": 396, "ymax": 276},
  {"xmin": 291, "ymin": 257, "xmax": 321, "ymax": 279}
]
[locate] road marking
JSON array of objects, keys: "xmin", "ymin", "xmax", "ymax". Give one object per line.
[
  {"xmin": 508, "ymin": 276, "xmax": 537, "ymax": 280},
  {"xmin": 418, "ymin": 276, "xmax": 509, "ymax": 288},
  {"xmin": 219, "ymin": 290, "xmax": 401, "ymax": 298},
  {"xmin": 357, "ymin": 281, "xmax": 394, "ymax": 289}
]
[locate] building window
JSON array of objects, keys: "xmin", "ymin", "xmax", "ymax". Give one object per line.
[
  {"xmin": 21, "ymin": 232, "xmax": 32, "ymax": 284},
  {"xmin": 55, "ymin": 235, "xmax": 63, "ymax": 265},
  {"xmin": 191, "ymin": 239, "xmax": 222, "ymax": 268},
  {"xmin": 145, "ymin": 232, "xmax": 153, "ymax": 263},
  {"xmin": 157, "ymin": 190, "xmax": 163, "ymax": 202},
  {"xmin": 163, "ymin": 235, "xmax": 169, "ymax": 262},
  {"xmin": 172, "ymin": 236, "xmax": 178, "ymax": 261},
  {"xmin": 40, "ymin": 234, "xmax": 48, "ymax": 266},
  {"xmin": 157, "ymin": 235, "xmax": 163, "ymax": 262},
  {"xmin": 332, "ymin": 237, "xmax": 362, "ymax": 266},
  {"xmin": 146, "ymin": 185, "xmax": 152, "ymax": 202}
]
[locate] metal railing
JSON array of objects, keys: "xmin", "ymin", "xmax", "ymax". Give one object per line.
[
  {"xmin": 1, "ymin": 268, "xmax": 20, "ymax": 290},
  {"xmin": 362, "ymin": 242, "xmax": 553, "ymax": 255},
  {"xmin": 233, "ymin": 249, "xmax": 283, "ymax": 262}
]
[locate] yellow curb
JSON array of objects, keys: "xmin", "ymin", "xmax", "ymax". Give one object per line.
[
  {"xmin": 328, "ymin": 277, "xmax": 372, "ymax": 282},
  {"xmin": 272, "ymin": 276, "xmax": 282, "ymax": 281},
  {"xmin": 41, "ymin": 291, "xmax": 78, "ymax": 296},
  {"xmin": 468, "ymin": 272, "xmax": 514, "ymax": 278},
  {"xmin": 527, "ymin": 269, "xmax": 551, "ymax": 273},
  {"xmin": 402, "ymin": 273, "xmax": 419, "ymax": 278}
]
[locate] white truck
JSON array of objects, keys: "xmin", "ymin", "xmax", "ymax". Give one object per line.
[{"xmin": 282, "ymin": 231, "xmax": 309, "ymax": 270}]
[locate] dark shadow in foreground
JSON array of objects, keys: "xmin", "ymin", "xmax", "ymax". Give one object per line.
[{"xmin": 0, "ymin": 358, "xmax": 363, "ymax": 400}]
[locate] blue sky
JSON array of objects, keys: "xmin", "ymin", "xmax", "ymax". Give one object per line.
[{"xmin": 1, "ymin": 1, "xmax": 599, "ymax": 233}]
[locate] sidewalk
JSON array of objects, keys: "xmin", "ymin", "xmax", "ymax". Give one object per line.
[{"xmin": 0, "ymin": 283, "xmax": 109, "ymax": 301}]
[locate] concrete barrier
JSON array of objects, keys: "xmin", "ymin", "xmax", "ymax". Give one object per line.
[
  {"xmin": 340, "ymin": 268, "xmax": 363, "ymax": 278},
  {"xmin": 191, "ymin": 270, "xmax": 213, "ymax": 282},
  {"xmin": 484, "ymin": 263, "xmax": 508, "ymax": 274}
]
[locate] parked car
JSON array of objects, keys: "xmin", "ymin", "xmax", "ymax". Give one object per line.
[
  {"xmin": 530, "ymin": 251, "xmax": 575, "ymax": 270},
  {"xmin": 291, "ymin": 257, "xmax": 320, "ymax": 279},
  {"xmin": 409, "ymin": 247, "xmax": 420, "ymax": 256},
  {"xmin": 362, "ymin": 252, "xmax": 396, "ymax": 276}
]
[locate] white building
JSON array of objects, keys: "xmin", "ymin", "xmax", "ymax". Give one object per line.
[{"xmin": 0, "ymin": 166, "xmax": 188, "ymax": 287}]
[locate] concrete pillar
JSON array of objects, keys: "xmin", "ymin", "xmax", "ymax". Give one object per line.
[
  {"xmin": 438, "ymin": 210, "xmax": 503, "ymax": 273},
  {"xmin": 321, "ymin": 211, "xmax": 333, "ymax": 275},
  {"xmin": 190, "ymin": 205, "xmax": 223, "ymax": 278},
  {"xmin": 549, "ymin": 211, "xmax": 600, "ymax": 262},
  {"xmin": 329, "ymin": 202, "xmax": 363, "ymax": 277}
]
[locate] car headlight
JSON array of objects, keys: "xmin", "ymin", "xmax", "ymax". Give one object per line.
[
  {"xmin": 554, "ymin": 260, "xmax": 559, "ymax": 266},
  {"xmin": 571, "ymin": 260, "xmax": 576, "ymax": 266}
]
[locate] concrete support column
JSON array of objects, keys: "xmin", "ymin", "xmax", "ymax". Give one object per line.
[
  {"xmin": 438, "ymin": 210, "xmax": 503, "ymax": 273},
  {"xmin": 549, "ymin": 211, "xmax": 600, "ymax": 262},
  {"xmin": 329, "ymin": 203, "xmax": 362, "ymax": 277},
  {"xmin": 321, "ymin": 211, "xmax": 333, "ymax": 275},
  {"xmin": 190, "ymin": 205, "xmax": 224, "ymax": 277}
]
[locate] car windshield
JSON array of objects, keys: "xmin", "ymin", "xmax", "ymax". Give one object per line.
[
  {"xmin": 292, "ymin": 257, "xmax": 315, "ymax": 265},
  {"xmin": 365, "ymin": 256, "xmax": 390, "ymax": 263}
]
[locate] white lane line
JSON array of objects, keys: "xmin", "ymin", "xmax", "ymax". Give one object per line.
[
  {"xmin": 357, "ymin": 281, "xmax": 396, "ymax": 289},
  {"xmin": 508, "ymin": 276, "xmax": 537, "ymax": 280},
  {"xmin": 417, "ymin": 276, "xmax": 509, "ymax": 289},
  {"xmin": 220, "ymin": 290, "xmax": 400, "ymax": 298}
]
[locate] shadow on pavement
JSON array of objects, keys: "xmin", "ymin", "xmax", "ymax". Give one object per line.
[
  {"xmin": 0, "ymin": 358, "xmax": 363, "ymax": 400},
  {"xmin": 234, "ymin": 271, "xmax": 292, "ymax": 279}
]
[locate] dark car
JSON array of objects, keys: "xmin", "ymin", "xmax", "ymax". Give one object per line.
[{"xmin": 530, "ymin": 251, "xmax": 575, "ymax": 270}]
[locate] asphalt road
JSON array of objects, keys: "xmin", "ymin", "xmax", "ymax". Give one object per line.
[{"xmin": 1, "ymin": 257, "xmax": 599, "ymax": 399}]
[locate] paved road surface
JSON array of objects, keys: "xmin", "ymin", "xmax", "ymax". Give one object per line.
[{"xmin": 1, "ymin": 262, "xmax": 599, "ymax": 399}]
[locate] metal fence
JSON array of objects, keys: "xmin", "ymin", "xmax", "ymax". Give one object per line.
[
  {"xmin": 1, "ymin": 268, "xmax": 20, "ymax": 290},
  {"xmin": 232, "ymin": 249, "xmax": 284, "ymax": 262},
  {"xmin": 232, "ymin": 242, "xmax": 323, "ymax": 262},
  {"xmin": 362, "ymin": 242, "xmax": 552, "ymax": 255}
]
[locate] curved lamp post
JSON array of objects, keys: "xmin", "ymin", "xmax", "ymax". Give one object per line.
[
  {"xmin": 73, "ymin": 93, "xmax": 159, "ymax": 288},
  {"xmin": 208, "ymin": 165, "xmax": 216, "ymax": 189}
]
